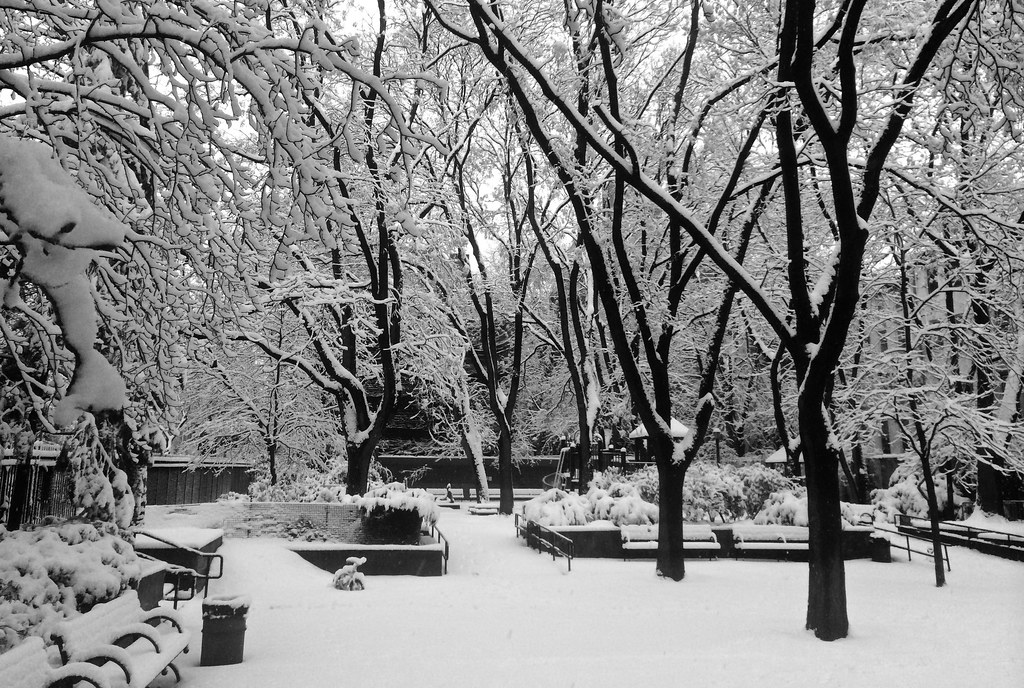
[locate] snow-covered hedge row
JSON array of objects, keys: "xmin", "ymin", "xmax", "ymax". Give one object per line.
[
  {"xmin": 226, "ymin": 481, "xmax": 441, "ymax": 526},
  {"xmin": 0, "ymin": 520, "xmax": 140, "ymax": 653},
  {"xmin": 870, "ymin": 474, "xmax": 950, "ymax": 523},
  {"xmin": 591, "ymin": 462, "xmax": 795, "ymax": 522},
  {"xmin": 356, "ymin": 483, "xmax": 440, "ymax": 526},
  {"xmin": 753, "ymin": 489, "xmax": 869, "ymax": 528},
  {"xmin": 522, "ymin": 484, "xmax": 658, "ymax": 527},
  {"xmin": 245, "ymin": 461, "xmax": 393, "ymax": 504}
]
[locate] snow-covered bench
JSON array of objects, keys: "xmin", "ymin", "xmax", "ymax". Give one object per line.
[
  {"xmin": 50, "ymin": 590, "xmax": 190, "ymax": 688},
  {"xmin": 0, "ymin": 635, "xmax": 111, "ymax": 688},
  {"xmin": 468, "ymin": 503, "xmax": 499, "ymax": 516},
  {"xmin": 732, "ymin": 525, "xmax": 809, "ymax": 558},
  {"xmin": 620, "ymin": 524, "xmax": 721, "ymax": 558}
]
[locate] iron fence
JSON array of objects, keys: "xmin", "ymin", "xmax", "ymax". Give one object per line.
[{"xmin": 0, "ymin": 458, "xmax": 76, "ymax": 528}]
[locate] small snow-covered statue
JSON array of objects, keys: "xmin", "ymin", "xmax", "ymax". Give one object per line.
[
  {"xmin": 444, "ymin": 482, "xmax": 455, "ymax": 503},
  {"xmin": 332, "ymin": 556, "xmax": 367, "ymax": 591}
]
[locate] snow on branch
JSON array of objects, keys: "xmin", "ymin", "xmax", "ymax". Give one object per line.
[{"xmin": 0, "ymin": 137, "xmax": 127, "ymax": 425}]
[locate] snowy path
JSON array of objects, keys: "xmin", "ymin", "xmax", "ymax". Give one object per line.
[{"xmin": 151, "ymin": 506, "xmax": 1024, "ymax": 688}]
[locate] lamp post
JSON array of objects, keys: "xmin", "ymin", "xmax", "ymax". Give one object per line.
[{"xmin": 712, "ymin": 427, "xmax": 722, "ymax": 466}]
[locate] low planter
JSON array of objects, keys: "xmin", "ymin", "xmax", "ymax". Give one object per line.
[
  {"xmin": 290, "ymin": 539, "xmax": 445, "ymax": 576},
  {"xmin": 548, "ymin": 523, "xmax": 623, "ymax": 558},
  {"xmin": 360, "ymin": 506, "xmax": 423, "ymax": 545}
]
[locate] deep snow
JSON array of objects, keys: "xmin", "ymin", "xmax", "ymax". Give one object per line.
[{"xmin": 145, "ymin": 503, "xmax": 1024, "ymax": 688}]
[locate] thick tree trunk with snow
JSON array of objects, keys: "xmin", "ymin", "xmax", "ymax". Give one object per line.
[
  {"xmin": 799, "ymin": 399, "xmax": 849, "ymax": 641},
  {"xmin": 653, "ymin": 432, "xmax": 687, "ymax": 581},
  {"xmin": 460, "ymin": 432, "xmax": 490, "ymax": 503},
  {"xmin": 496, "ymin": 425, "xmax": 515, "ymax": 514},
  {"xmin": 346, "ymin": 436, "xmax": 376, "ymax": 496}
]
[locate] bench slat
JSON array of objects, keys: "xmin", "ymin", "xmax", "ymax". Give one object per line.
[
  {"xmin": 0, "ymin": 636, "xmax": 113, "ymax": 688},
  {"xmin": 52, "ymin": 590, "xmax": 190, "ymax": 688}
]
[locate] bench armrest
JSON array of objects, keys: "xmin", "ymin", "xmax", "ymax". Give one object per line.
[
  {"xmin": 115, "ymin": 622, "xmax": 165, "ymax": 653},
  {"xmin": 142, "ymin": 610, "xmax": 186, "ymax": 634},
  {"xmin": 74, "ymin": 646, "xmax": 133, "ymax": 685},
  {"xmin": 47, "ymin": 661, "xmax": 114, "ymax": 688}
]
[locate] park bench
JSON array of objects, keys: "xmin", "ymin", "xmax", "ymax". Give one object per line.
[
  {"xmin": 619, "ymin": 524, "xmax": 721, "ymax": 558},
  {"xmin": 468, "ymin": 503, "xmax": 499, "ymax": 515},
  {"xmin": 0, "ymin": 635, "xmax": 111, "ymax": 688},
  {"xmin": 50, "ymin": 590, "xmax": 190, "ymax": 688},
  {"xmin": 732, "ymin": 525, "xmax": 810, "ymax": 559}
]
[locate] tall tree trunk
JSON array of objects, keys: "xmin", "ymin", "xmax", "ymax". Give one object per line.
[
  {"xmin": 496, "ymin": 423, "xmax": 514, "ymax": 514},
  {"xmin": 267, "ymin": 439, "xmax": 279, "ymax": 486},
  {"xmin": 346, "ymin": 438, "xmax": 375, "ymax": 495},
  {"xmin": 800, "ymin": 400, "xmax": 849, "ymax": 641},
  {"xmin": 919, "ymin": 463, "xmax": 947, "ymax": 587},
  {"xmin": 459, "ymin": 388, "xmax": 490, "ymax": 502},
  {"xmin": 972, "ymin": 254, "xmax": 1004, "ymax": 514},
  {"xmin": 653, "ymin": 432, "xmax": 686, "ymax": 581}
]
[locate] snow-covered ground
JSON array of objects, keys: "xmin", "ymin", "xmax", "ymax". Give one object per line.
[{"xmin": 146, "ymin": 504, "xmax": 1024, "ymax": 688}]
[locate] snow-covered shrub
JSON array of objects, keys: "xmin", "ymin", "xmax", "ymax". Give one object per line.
[
  {"xmin": 604, "ymin": 494, "xmax": 658, "ymax": 525},
  {"xmin": 64, "ymin": 416, "xmax": 136, "ymax": 529},
  {"xmin": 754, "ymin": 489, "xmax": 865, "ymax": 528},
  {"xmin": 249, "ymin": 475, "xmax": 327, "ymax": 503},
  {"xmin": 0, "ymin": 520, "xmax": 140, "ymax": 653},
  {"xmin": 589, "ymin": 462, "xmax": 793, "ymax": 522},
  {"xmin": 683, "ymin": 464, "xmax": 746, "ymax": 522},
  {"xmin": 734, "ymin": 464, "xmax": 796, "ymax": 518},
  {"xmin": 356, "ymin": 483, "xmax": 440, "ymax": 526},
  {"xmin": 523, "ymin": 489, "xmax": 591, "ymax": 526},
  {"xmin": 332, "ymin": 557, "xmax": 367, "ymax": 591},
  {"xmin": 317, "ymin": 486, "xmax": 357, "ymax": 504},
  {"xmin": 591, "ymin": 466, "xmax": 660, "ymax": 504},
  {"xmin": 522, "ymin": 487, "xmax": 658, "ymax": 527},
  {"xmin": 248, "ymin": 459, "xmax": 395, "ymax": 505},
  {"xmin": 871, "ymin": 474, "xmax": 949, "ymax": 523},
  {"xmin": 753, "ymin": 489, "xmax": 809, "ymax": 526}
]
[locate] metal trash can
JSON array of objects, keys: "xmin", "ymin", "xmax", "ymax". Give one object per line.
[
  {"xmin": 201, "ymin": 594, "xmax": 251, "ymax": 666},
  {"xmin": 870, "ymin": 535, "xmax": 891, "ymax": 563}
]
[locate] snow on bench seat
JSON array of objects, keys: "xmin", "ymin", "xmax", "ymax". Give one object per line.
[
  {"xmin": 51, "ymin": 590, "xmax": 190, "ymax": 688},
  {"xmin": 0, "ymin": 636, "xmax": 112, "ymax": 688},
  {"xmin": 733, "ymin": 525, "xmax": 810, "ymax": 552},
  {"xmin": 620, "ymin": 524, "xmax": 721, "ymax": 551},
  {"xmin": 468, "ymin": 503, "xmax": 499, "ymax": 515}
]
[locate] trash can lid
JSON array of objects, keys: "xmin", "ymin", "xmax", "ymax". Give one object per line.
[{"xmin": 202, "ymin": 593, "xmax": 252, "ymax": 618}]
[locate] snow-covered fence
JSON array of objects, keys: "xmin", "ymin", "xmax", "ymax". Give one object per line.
[
  {"xmin": 147, "ymin": 457, "xmax": 252, "ymax": 506},
  {"xmin": 220, "ymin": 502, "xmax": 431, "ymax": 546},
  {"xmin": 0, "ymin": 458, "xmax": 75, "ymax": 528},
  {"xmin": 220, "ymin": 502, "xmax": 363, "ymax": 541}
]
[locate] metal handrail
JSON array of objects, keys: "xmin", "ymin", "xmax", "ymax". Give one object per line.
[
  {"xmin": 134, "ymin": 530, "xmax": 224, "ymax": 607},
  {"xmin": 898, "ymin": 516, "xmax": 1024, "ymax": 549},
  {"xmin": 430, "ymin": 524, "xmax": 450, "ymax": 575},
  {"xmin": 517, "ymin": 517, "xmax": 574, "ymax": 572},
  {"xmin": 875, "ymin": 524, "xmax": 951, "ymax": 571}
]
